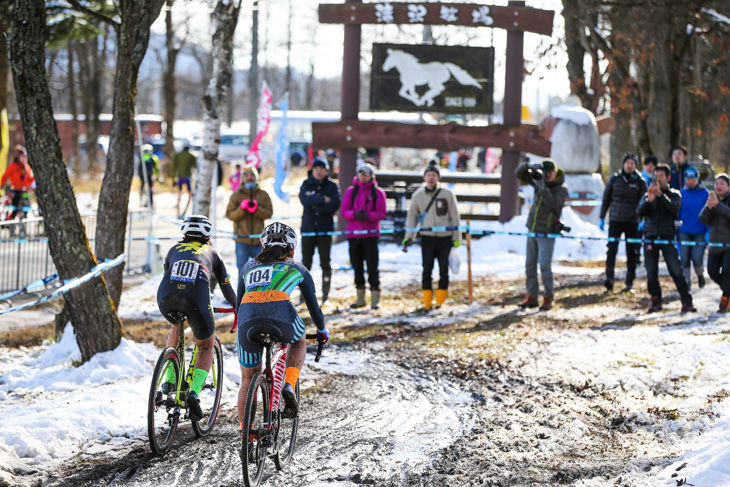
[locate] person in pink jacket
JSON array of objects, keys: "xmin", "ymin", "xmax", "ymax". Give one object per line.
[{"xmin": 341, "ymin": 163, "xmax": 387, "ymax": 309}]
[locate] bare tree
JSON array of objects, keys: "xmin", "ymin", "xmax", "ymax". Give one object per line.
[
  {"xmin": 162, "ymin": 0, "xmax": 188, "ymax": 173},
  {"xmin": 10, "ymin": 0, "xmax": 123, "ymax": 362}
]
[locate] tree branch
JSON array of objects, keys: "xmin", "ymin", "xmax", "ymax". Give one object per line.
[{"xmin": 66, "ymin": 0, "xmax": 120, "ymax": 31}]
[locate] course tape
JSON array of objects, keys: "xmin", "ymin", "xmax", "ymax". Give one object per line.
[
  {"xmin": 0, "ymin": 273, "xmax": 58, "ymax": 301},
  {"xmin": 0, "ymin": 254, "xmax": 125, "ymax": 316}
]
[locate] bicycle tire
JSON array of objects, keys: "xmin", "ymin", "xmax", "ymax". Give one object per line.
[
  {"xmin": 241, "ymin": 372, "xmax": 269, "ymax": 487},
  {"xmin": 273, "ymin": 379, "xmax": 299, "ymax": 470},
  {"xmin": 192, "ymin": 337, "xmax": 223, "ymax": 437},
  {"xmin": 147, "ymin": 347, "xmax": 181, "ymax": 456}
]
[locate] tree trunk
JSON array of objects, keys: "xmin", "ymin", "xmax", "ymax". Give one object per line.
[
  {"xmin": 0, "ymin": 12, "xmax": 9, "ymax": 114},
  {"xmin": 93, "ymin": 0, "xmax": 166, "ymax": 308},
  {"xmin": 562, "ymin": 0, "xmax": 591, "ymax": 109},
  {"xmin": 163, "ymin": 0, "xmax": 181, "ymax": 175},
  {"xmin": 193, "ymin": 0, "xmax": 242, "ymax": 216},
  {"xmin": 248, "ymin": 1, "xmax": 259, "ymax": 148},
  {"xmin": 68, "ymin": 40, "xmax": 81, "ymax": 167},
  {"xmin": 10, "ymin": 0, "xmax": 123, "ymax": 363},
  {"xmin": 87, "ymin": 30, "xmax": 109, "ymax": 172}
]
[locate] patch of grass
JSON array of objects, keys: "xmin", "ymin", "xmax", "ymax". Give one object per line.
[{"xmin": 0, "ymin": 324, "xmax": 55, "ymax": 348}]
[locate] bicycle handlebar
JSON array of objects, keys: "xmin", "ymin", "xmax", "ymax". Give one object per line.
[
  {"xmin": 213, "ymin": 307, "xmax": 237, "ymax": 334},
  {"xmin": 305, "ymin": 334, "xmax": 325, "ymax": 362}
]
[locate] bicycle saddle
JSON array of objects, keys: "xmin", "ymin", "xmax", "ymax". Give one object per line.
[
  {"xmin": 167, "ymin": 311, "xmax": 187, "ymax": 325},
  {"xmin": 250, "ymin": 332, "xmax": 282, "ymax": 348}
]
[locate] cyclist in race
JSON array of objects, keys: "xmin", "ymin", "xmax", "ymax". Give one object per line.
[
  {"xmin": 1, "ymin": 146, "xmax": 35, "ymax": 220},
  {"xmin": 157, "ymin": 215, "xmax": 237, "ymax": 420},
  {"xmin": 236, "ymin": 222, "xmax": 329, "ymax": 437}
]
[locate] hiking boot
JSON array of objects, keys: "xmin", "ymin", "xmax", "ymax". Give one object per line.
[
  {"xmin": 187, "ymin": 391, "xmax": 203, "ymax": 421},
  {"xmin": 648, "ymin": 296, "xmax": 662, "ymax": 313},
  {"xmin": 604, "ymin": 279, "xmax": 614, "ymax": 292},
  {"xmin": 720, "ymin": 296, "xmax": 730, "ymax": 313},
  {"xmin": 518, "ymin": 294, "xmax": 539, "ymax": 309},
  {"xmin": 681, "ymin": 301, "xmax": 697, "ymax": 313},
  {"xmin": 698, "ymin": 273, "xmax": 706, "ymax": 289},
  {"xmin": 539, "ymin": 296, "xmax": 553, "ymax": 311},
  {"xmin": 350, "ymin": 288, "xmax": 366, "ymax": 309},
  {"xmin": 620, "ymin": 284, "xmax": 634, "ymax": 293},
  {"xmin": 161, "ymin": 382, "xmax": 174, "ymax": 395},
  {"xmin": 281, "ymin": 383, "xmax": 298, "ymax": 419}
]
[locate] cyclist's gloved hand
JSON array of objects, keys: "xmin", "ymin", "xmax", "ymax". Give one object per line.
[
  {"xmin": 453, "ymin": 240, "xmax": 461, "ymax": 248},
  {"xmin": 317, "ymin": 328, "xmax": 330, "ymax": 345},
  {"xmin": 599, "ymin": 219, "xmax": 605, "ymax": 231}
]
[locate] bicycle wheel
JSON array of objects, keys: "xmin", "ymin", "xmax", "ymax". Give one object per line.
[
  {"xmin": 192, "ymin": 337, "xmax": 223, "ymax": 437},
  {"xmin": 241, "ymin": 372, "xmax": 270, "ymax": 487},
  {"xmin": 147, "ymin": 347, "xmax": 181, "ymax": 456},
  {"xmin": 273, "ymin": 379, "xmax": 299, "ymax": 470}
]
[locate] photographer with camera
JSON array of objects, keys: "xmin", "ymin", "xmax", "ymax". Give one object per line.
[
  {"xmin": 599, "ymin": 153, "xmax": 647, "ymax": 292},
  {"xmin": 515, "ymin": 158, "xmax": 568, "ymax": 311}
]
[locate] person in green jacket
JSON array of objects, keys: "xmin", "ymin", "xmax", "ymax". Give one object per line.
[{"xmin": 172, "ymin": 145, "xmax": 197, "ymax": 217}]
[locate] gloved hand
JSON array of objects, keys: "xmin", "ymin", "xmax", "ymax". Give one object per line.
[
  {"xmin": 453, "ymin": 240, "xmax": 461, "ymax": 248},
  {"xmin": 638, "ymin": 221, "xmax": 645, "ymax": 231},
  {"xmin": 354, "ymin": 210, "xmax": 367, "ymax": 221},
  {"xmin": 533, "ymin": 176, "xmax": 546, "ymax": 190},
  {"xmin": 599, "ymin": 220, "xmax": 605, "ymax": 231},
  {"xmin": 241, "ymin": 199, "xmax": 259, "ymax": 213},
  {"xmin": 317, "ymin": 328, "xmax": 330, "ymax": 345},
  {"xmin": 402, "ymin": 237, "xmax": 412, "ymax": 247}
]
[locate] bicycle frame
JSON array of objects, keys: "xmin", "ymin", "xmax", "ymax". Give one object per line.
[{"xmin": 267, "ymin": 344, "xmax": 288, "ymax": 414}]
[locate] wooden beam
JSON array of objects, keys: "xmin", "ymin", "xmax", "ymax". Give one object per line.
[
  {"xmin": 319, "ymin": 3, "xmax": 554, "ymax": 37},
  {"xmin": 312, "ymin": 120, "xmax": 551, "ymax": 156}
]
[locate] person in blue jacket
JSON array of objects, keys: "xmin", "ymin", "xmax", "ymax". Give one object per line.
[
  {"xmin": 298, "ymin": 157, "xmax": 341, "ymax": 304},
  {"xmin": 679, "ymin": 167, "xmax": 709, "ymax": 290}
]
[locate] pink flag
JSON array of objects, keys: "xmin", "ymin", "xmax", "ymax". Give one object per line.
[{"xmin": 245, "ymin": 81, "xmax": 272, "ymax": 169}]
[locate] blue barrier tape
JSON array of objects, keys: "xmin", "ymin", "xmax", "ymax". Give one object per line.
[
  {"xmin": 567, "ymin": 192, "xmax": 601, "ymax": 199},
  {"xmin": 0, "ymin": 254, "xmax": 125, "ymax": 316},
  {"xmin": 0, "ymin": 274, "xmax": 58, "ymax": 301}
]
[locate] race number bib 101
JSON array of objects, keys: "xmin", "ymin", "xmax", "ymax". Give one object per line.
[
  {"xmin": 170, "ymin": 260, "xmax": 200, "ymax": 283},
  {"xmin": 246, "ymin": 266, "xmax": 273, "ymax": 290}
]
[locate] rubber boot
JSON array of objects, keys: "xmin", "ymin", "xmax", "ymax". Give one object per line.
[
  {"xmin": 350, "ymin": 287, "xmax": 366, "ymax": 308},
  {"xmin": 683, "ymin": 267, "xmax": 692, "ymax": 291},
  {"xmin": 321, "ymin": 270, "xmax": 332, "ymax": 304},
  {"xmin": 435, "ymin": 289, "xmax": 447, "ymax": 308},
  {"xmin": 371, "ymin": 290, "xmax": 381, "ymax": 310},
  {"xmin": 422, "ymin": 290, "xmax": 433, "ymax": 309}
]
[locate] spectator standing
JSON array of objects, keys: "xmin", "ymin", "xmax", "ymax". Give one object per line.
[
  {"xmin": 341, "ymin": 163, "xmax": 387, "ymax": 309},
  {"xmin": 599, "ymin": 153, "xmax": 647, "ymax": 292},
  {"xmin": 225, "ymin": 167, "xmax": 273, "ymax": 299},
  {"xmin": 1, "ymin": 147, "xmax": 34, "ymax": 219},
  {"xmin": 299, "ymin": 158, "xmax": 341, "ymax": 304},
  {"xmin": 641, "ymin": 155, "xmax": 658, "ymax": 186},
  {"xmin": 699, "ymin": 174, "xmax": 730, "ymax": 312},
  {"xmin": 515, "ymin": 159, "xmax": 568, "ymax": 311},
  {"xmin": 403, "ymin": 164, "xmax": 461, "ymax": 309},
  {"xmin": 171, "ymin": 145, "xmax": 197, "ymax": 217},
  {"xmin": 230, "ymin": 164, "xmax": 242, "ymax": 192},
  {"xmin": 637, "ymin": 164, "xmax": 696, "ymax": 313},
  {"xmin": 325, "ymin": 149, "xmax": 337, "ymax": 174},
  {"xmin": 138, "ymin": 144, "xmax": 160, "ymax": 208},
  {"xmin": 669, "ymin": 145, "xmax": 691, "ymax": 191},
  {"xmin": 679, "ymin": 167, "xmax": 709, "ymax": 290}
]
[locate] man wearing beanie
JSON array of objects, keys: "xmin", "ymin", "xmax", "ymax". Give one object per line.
[
  {"xmin": 299, "ymin": 157, "xmax": 341, "ymax": 304},
  {"xmin": 226, "ymin": 166, "xmax": 273, "ymax": 299},
  {"xmin": 599, "ymin": 153, "xmax": 647, "ymax": 292},
  {"xmin": 403, "ymin": 163, "xmax": 461, "ymax": 309},
  {"xmin": 515, "ymin": 158, "xmax": 568, "ymax": 311}
]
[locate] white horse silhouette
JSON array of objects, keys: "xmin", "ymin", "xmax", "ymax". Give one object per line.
[{"xmin": 382, "ymin": 48, "xmax": 482, "ymax": 107}]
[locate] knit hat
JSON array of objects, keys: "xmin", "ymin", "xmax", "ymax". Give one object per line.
[
  {"xmin": 622, "ymin": 152, "xmax": 638, "ymax": 164},
  {"xmin": 542, "ymin": 159, "xmax": 557, "ymax": 172},
  {"xmin": 312, "ymin": 157, "xmax": 328, "ymax": 170},
  {"xmin": 424, "ymin": 164, "xmax": 440, "ymax": 177},
  {"xmin": 357, "ymin": 163, "xmax": 375, "ymax": 176},
  {"xmin": 717, "ymin": 173, "xmax": 730, "ymax": 185},
  {"xmin": 242, "ymin": 166, "xmax": 259, "ymax": 181},
  {"xmin": 684, "ymin": 167, "xmax": 699, "ymax": 179}
]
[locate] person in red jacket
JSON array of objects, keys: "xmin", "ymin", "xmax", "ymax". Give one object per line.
[{"xmin": 1, "ymin": 147, "xmax": 35, "ymax": 219}]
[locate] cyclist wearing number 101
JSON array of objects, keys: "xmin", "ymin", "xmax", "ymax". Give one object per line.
[
  {"xmin": 157, "ymin": 215, "xmax": 237, "ymax": 420},
  {"xmin": 236, "ymin": 222, "xmax": 330, "ymax": 432}
]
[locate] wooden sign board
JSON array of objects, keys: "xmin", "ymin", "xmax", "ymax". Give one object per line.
[
  {"xmin": 319, "ymin": 3, "xmax": 554, "ymax": 36},
  {"xmin": 370, "ymin": 43, "xmax": 494, "ymax": 114}
]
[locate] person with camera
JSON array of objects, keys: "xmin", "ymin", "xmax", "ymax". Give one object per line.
[
  {"xmin": 599, "ymin": 153, "xmax": 647, "ymax": 292},
  {"xmin": 637, "ymin": 164, "xmax": 696, "ymax": 313},
  {"xmin": 515, "ymin": 158, "xmax": 569, "ymax": 311},
  {"xmin": 699, "ymin": 174, "xmax": 730, "ymax": 312}
]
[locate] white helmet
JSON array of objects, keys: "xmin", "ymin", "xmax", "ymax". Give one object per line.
[
  {"xmin": 181, "ymin": 215, "xmax": 213, "ymax": 239},
  {"xmin": 143, "ymin": 144, "xmax": 153, "ymax": 153},
  {"xmin": 261, "ymin": 222, "xmax": 297, "ymax": 250}
]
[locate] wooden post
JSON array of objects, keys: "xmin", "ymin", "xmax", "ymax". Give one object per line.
[{"xmin": 466, "ymin": 219, "xmax": 473, "ymax": 305}]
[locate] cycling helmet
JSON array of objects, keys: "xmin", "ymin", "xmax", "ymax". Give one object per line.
[
  {"xmin": 181, "ymin": 215, "xmax": 213, "ymax": 238},
  {"xmin": 261, "ymin": 222, "xmax": 297, "ymax": 250}
]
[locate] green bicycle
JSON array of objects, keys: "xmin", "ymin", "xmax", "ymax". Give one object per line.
[{"xmin": 147, "ymin": 307, "xmax": 231, "ymax": 455}]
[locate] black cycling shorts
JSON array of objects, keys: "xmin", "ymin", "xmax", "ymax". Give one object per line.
[
  {"xmin": 157, "ymin": 278, "xmax": 215, "ymax": 340},
  {"xmin": 236, "ymin": 301, "xmax": 305, "ymax": 368}
]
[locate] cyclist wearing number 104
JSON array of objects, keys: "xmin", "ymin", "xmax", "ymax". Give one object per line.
[
  {"xmin": 236, "ymin": 222, "xmax": 330, "ymax": 430},
  {"xmin": 157, "ymin": 215, "xmax": 237, "ymax": 421}
]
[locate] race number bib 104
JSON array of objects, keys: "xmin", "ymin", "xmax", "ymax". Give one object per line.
[
  {"xmin": 246, "ymin": 266, "xmax": 273, "ymax": 290},
  {"xmin": 170, "ymin": 260, "xmax": 200, "ymax": 283}
]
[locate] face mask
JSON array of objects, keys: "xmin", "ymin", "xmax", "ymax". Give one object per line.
[{"xmin": 244, "ymin": 182, "xmax": 257, "ymax": 190}]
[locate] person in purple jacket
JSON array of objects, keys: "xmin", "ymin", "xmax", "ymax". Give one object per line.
[{"xmin": 341, "ymin": 163, "xmax": 387, "ymax": 309}]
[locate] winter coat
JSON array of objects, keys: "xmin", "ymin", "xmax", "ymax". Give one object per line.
[
  {"xmin": 341, "ymin": 176, "xmax": 387, "ymax": 239},
  {"xmin": 515, "ymin": 163, "xmax": 569, "ymax": 234},
  {"xmin": 225, "ymin": 185, "xmax": 273, "ymax": 245},
  {"xmin": 679, "ymin": 184, "xmax": 709, "ymax": 235},
  {"xmin": 1, "ymin": 161, "xmax": 34, "ymax": 191},
  {"xmin": 171, "ymin": 150, "xmax": 196, "ymax": 178},
  {"xmin": 641, "ymin": 169, "xmax": 653, "ymax": 186},
  {"xmin": 299, "ymin": 173, "xmax": 341, "ymax": 234},
  {"xmin": 600, "ymin": 170, "xmax": 647, "ymax": 223},
  {"xmin": 138, "ymin": 154, "xmax": 160, "ymax": 183},
  {"xmin": 405, "ymin": 185, "xmax": 460, "ymax": 241},
  {"xmin": 699, "ymin": 194, "xmax": 730, "ymax": 255},
  {"xmin": 670, "ymin": 162, "xmax": 692, "ymax": 191},
  {"xmin": 636, "ymin": 186, "xmax": 682, "ymax": 238}
]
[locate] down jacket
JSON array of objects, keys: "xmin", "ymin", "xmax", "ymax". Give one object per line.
[
  {"xmin": 225, "ymin": 185, "xmax": 273, "ymax": 245},
  {"xmin": 515, "ymin": 163, "xmax": 569, "ymax": 234},
  {"xmin": 600, "ymin": 170, "xmax": 647, "ymax": 223},
  {"xmin": 636, "ymin": 186, "xmax": 681, "ymax": 238},
  {"xmin": 699, "ymin": 194, "xmax": 730, "ymax": 255},
  {"xmin": 299, "ymin": 173, "xmax": 341, "ymax": 234},
  {"xmin": 341, "ymin": 176, "xmax": 387, "ymax": 239}
]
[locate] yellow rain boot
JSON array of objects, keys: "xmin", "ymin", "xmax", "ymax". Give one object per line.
[
  {"xmin": 435, "ymin": 289, "xmax": 447, "ymax": 308},
  {"xmin": 422, "ymin": 290, "xmax": 433, "ymax": 309}
]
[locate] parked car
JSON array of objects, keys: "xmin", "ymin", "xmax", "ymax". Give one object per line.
[{"xmin": 218, "ymin": 133, "xmax": 249, "ymax": 163}]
